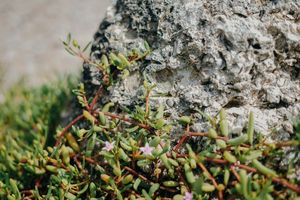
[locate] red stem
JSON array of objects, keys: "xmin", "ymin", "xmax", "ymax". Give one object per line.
[
  {"xmin": 173, "ymin": 125, "xmax": 190, "ymax": 152},
  {"xmin": 124, "ymin": 166, "xmax": 176, "ymax": 193},
  {"xmin": 176, "ymin": 154, "xmax": 300, "ymax": 194},
  {"xmin": 230, "ymin": 165, "xmax": 240, "ymax": 182},
  {"xmin": 198, "ymin": 162, "xmax": 223, "ymax": 200},
  {"xmin": 188, "ymin": 131, "xmax": 228, "ymax": 141},
  {"xmin": 272, "ymin": 177, "xmax": 300, "ymax": 193},
  {"xmin": 55, "ymin": 114, "xmax": 84, "ymax": 146},
  {"xmin": 89, "ymin": 86, "xmax": 103, "ymax": 112},
  {"xmin": 95, "ymin": 111, "xmax": 151, "ymax": 130},
  {"xmin": 145, "ymin": 90, "xmax": 151, "ymax": 118}
]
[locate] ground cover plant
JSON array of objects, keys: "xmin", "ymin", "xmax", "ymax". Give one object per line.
[{"xmin": 0, "ymin": 36, "xmax": 299, "ymax": 199}]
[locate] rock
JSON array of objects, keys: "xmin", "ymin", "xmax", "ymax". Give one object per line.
[{"xmin": 85, "ymin": 0, "xmax": 300, "ymax": 136}]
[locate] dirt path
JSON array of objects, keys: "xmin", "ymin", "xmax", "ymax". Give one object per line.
[{"xmin": 0, "ymin": 0, "xmax": 111, "ymax": 93}]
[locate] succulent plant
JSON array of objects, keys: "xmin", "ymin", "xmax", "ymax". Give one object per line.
[{"xmin": 0, "ymin": 36, "xmax": 299, "ymax": 199}]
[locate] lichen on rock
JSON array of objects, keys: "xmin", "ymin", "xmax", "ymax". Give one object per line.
[{"xmin": 86, "ymin": 0, "xmax": 300, "ymax": 135}]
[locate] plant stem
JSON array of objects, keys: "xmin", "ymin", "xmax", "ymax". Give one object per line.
[
  {"xmin": 173, "ymin": 125, "xmax": 190, "ymax": 152},
  {"xmin": 145, "ymin": 90, "xmax": 151, "ymax": 119},
  {"xmin": 55, "ymin": 114, "xmax": 84, "ymax": 146},
  {"xmin": 95, "ymin": 111, "xmax": 151, "ymax": 130},
  {"xmin": 198, "ymin": 162, "xmax": 223, "ymax": 200},
  {"xmin": 124, "ymin": 166, "xmax": 177, "ymax": 193},
  {"xmin": 230, "ymin": 165, "xmax": 240, "ymax": 182},
  {"xmin": 175, "ymin": 154, "xmax": 300, "ymax": 193},
  {"xmin": 89, "ymin": 86, "xmax": 103, "ymax": 112},
  {"xmin": 188, "ymin": 131, "xmax": 228, "ymax": 141}
]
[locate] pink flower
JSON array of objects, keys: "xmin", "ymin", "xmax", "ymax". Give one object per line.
[
  {"xmin": 184, "ymin": 192, "xmax": 193, "ymax": 200},
  {"xmin": 102, "ymin": 141, "xmax": 115, "ymax": 152},
  {"xmin": 140, "ymin": 143, "xmax": 154, "ymax": 156}
]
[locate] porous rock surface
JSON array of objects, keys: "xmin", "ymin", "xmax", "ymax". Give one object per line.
[{"xmin": 85, "ymin": 0, "xmax": 300, "ymax": 135}]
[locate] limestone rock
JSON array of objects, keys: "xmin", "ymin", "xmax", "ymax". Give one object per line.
[{"xmin": 85, "ymin": 0, "xmax": 300, "ymax": 135}]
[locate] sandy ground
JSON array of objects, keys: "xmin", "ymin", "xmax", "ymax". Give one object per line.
[{"xmin": 0, "ymin": 0, "xmax": 111, "ymax": 93}]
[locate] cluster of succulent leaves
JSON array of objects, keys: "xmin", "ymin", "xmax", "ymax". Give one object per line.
[
  {"xmin": 0, "ymin": 77, "xmax": 76, "ymax": 199},
  {"xmin": 0, "ymin": 37, "xmax": 299, "ymax": 200}
]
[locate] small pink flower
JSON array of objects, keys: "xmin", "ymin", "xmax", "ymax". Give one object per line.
[
  {"xmin": 184, "ymin": 192, "xmax": 193, "ymax": 200},
  {"xmin": 102, "ymin": 141, "xmax": 115, "ymax": 152},
  {"xmin": 140, "ymin": 143, "xmax": 154, "ymax": 156}
]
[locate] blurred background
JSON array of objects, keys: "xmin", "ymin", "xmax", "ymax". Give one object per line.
[{"xmin": 0, "ymin": 0, "xmax": 111, "ymax": 96}]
